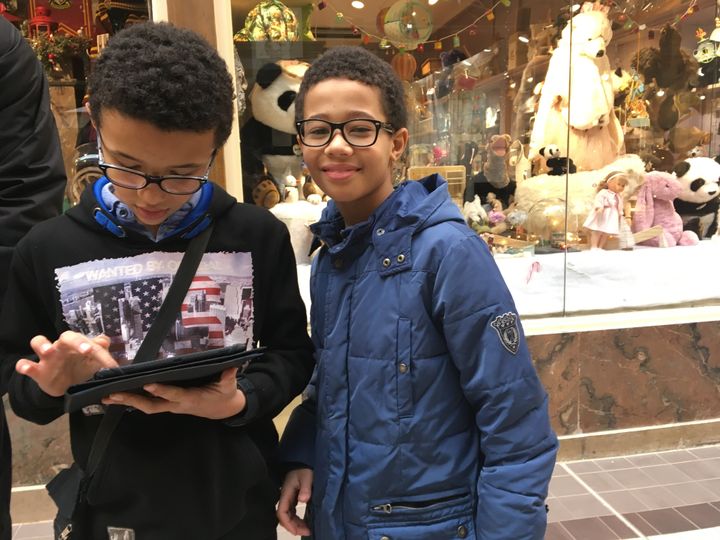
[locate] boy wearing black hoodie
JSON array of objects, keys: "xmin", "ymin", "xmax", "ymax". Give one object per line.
[{"xmin": 0, "ymin": 22, "xmax": 313, "ymax": 539}]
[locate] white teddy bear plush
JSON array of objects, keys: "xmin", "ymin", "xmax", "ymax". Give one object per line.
[{"xmin": 529, "ymin": 2, "xmax": 624, "ymax": 171}]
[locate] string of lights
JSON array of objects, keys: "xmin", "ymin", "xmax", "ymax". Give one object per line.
[
  {"xmin": 608, "ymin": 0, "xmax": 700, "ymax": 33},
  {"xmin": 315, "ymin": 0, "xmax": 703, "ymax": 51},
  {"xmin": 316, "ymin": 0, "xmax": 509, "ymax": 49}
]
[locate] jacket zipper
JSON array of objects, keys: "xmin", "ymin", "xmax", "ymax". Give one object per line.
[{"xmin": 371, "ymin": 492, "xmax": 470, "ymax": 514}]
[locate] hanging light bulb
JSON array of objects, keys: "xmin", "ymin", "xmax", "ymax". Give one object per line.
[
  {"xmin": 428, "ymin": 0, "xmax": 439, "ymax": 5},
  {"xmin": 351, "ymin": 0, "xmax": 364, "ymax": 8}
]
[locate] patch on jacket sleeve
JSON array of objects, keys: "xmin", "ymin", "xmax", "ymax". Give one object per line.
[{"xmin": 490, "ymin": 312, "xmax": 520, "ymax": 355}]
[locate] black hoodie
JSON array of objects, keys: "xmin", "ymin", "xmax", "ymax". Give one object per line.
[{"xmin": 0, "ymin": 181, "xmax": 314, "ymax": 538}]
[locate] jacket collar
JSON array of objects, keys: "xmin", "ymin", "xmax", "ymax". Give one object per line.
[{"xmin": 310, "ymin": 174, "xmax": 462, "ymax": 276}]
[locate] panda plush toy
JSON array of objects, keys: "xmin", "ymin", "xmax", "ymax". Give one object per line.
[
  {"xmin": 539, "ymin": 144, "xmax": 576, "ymax": 176},
  {"xmin": 241, "ymin": 60, "xmax": 309, "ymax": 206},
  {"xmin": 672, "ymin": 156, "xmax": 720, "ymax": 238}
]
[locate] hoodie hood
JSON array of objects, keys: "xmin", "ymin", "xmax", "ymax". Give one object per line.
[
  {"xmin": 310, "ymin": 174, "xmax": 465, "ymax": 273},
  {"xmin": 67, "ymin": 178, "xmax": 238, "ymax": 243}
]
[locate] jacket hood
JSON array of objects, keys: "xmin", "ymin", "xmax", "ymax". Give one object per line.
[
  {"xmin": 311, "ymin": 174, "xmax": 465, "ymax": 274},
  {"xmin": 66, "ymin": 178, "xmax": 238, "ymax": 242}
]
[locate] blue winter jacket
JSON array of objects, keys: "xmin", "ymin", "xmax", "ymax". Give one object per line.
[{"xmin": 280, "ymin": 175, "xmax": 558, "ymax": 540}]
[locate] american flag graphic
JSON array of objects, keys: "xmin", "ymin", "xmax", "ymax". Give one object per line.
[
  {"xmin": 58, "ymin": 252, "xmax": 253, "ymax": 367},
  {"xmin": 93, "ymin": 278, "xmax": 165, "ymax": 360},
  {"xmin": 180, "ymin": 275, "xmax": 225, "ymax": 349}
]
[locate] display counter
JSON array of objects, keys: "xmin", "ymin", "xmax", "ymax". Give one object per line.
[{"xmin": 498, "ymin": 240, "xmax": 720, "ymax": 318}]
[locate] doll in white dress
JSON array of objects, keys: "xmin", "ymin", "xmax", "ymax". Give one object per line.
[{"xmin": 583, "ymin": 171, "xmax": 630, "ymax": 249}]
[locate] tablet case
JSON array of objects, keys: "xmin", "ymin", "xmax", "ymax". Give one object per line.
[{"xmin": 64, "ymin": 345, "xmax": 265, "ymax": 413}]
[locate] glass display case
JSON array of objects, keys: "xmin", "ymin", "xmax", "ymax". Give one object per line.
[{"xmin": 398, "ymin": 0, "xmax": 720, "ymax": 318}]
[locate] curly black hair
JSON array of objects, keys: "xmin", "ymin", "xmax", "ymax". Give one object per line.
[
  {"xmin": 295, "ymin": 46, "xmax": 407, "ymax": 130},
  {"xmin": 88, "ymin": 22, "xmax": 234, "ymax": 147}
]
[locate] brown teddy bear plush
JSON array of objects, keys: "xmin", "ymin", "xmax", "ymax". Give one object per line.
[{"xmin": 633, "ymin": 24, "xmax": 699, "ymax": 131}]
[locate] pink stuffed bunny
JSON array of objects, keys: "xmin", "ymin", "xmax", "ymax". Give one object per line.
[{"xmin": 632, "ymin": 171, "xmax": 699, "ymax": 246}]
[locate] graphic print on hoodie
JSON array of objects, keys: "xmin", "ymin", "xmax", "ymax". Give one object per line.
[{"xmin": 55, "ymin": 251, "xmax": 254, "ymax": 364}]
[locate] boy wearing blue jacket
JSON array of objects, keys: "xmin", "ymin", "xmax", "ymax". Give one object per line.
[{"xmin": 277, "ymin": 46, "xmax": 558, "ymax": 540}]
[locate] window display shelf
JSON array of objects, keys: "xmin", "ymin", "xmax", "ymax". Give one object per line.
[{"xmin": 497, "ymin": 240, "xmax": 720, "ymax": 318}]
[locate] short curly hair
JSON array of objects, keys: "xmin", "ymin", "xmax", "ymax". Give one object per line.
[
  {"xmin": 295, "ymin": 46, "xmax": 407, "ymax": 130},
  {"xmin": 88, "ymin": 22, "xmax": 234, "ymax": 147}
]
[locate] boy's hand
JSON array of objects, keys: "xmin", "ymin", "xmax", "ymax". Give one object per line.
[
  {"xmin": 16, "ymin": 332, "xmax": 118, "ymax": 397},
  {"xmin": 277, "ymin": 468, "xmax": 313, "ymax": 536},
  {"xmin": 101, "ymin": 367, "xmax": 246, "ymax": 420}
]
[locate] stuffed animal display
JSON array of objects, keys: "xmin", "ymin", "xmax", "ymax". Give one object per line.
[
  {"xmin": 508, "ymin": 140, "xmax": 532, "ymax": 183},
  {"xmin": 514, "ymin": 154, "xmax": 646, "ymax": 238},
  {"xmin": 434, "ymin": 49, "xmax": 468, "ymax": 99},
  {"xmin": 483, "ymin": 134, "xmax": 512, "ymax": 188},
  {"xmin": 302, "ymin": 175, "xmax": 326, "ymax": 204},
  {"xmin": 529, "ymin": 2, "xmax": 623, "ymax": 171},
  {"xmin": 241, "ymin": 60, "xmax": 309, "ymax": 207},
  {"xmin": 539, "ymin": 145, "xmax": 576, "ymax": 176},
  {"xmin": 640, "ymin": 144, "xmax": 675, "ymax": 173},
  {"xmin": 632, "ymin": 171, "xmax": 699, "ymax": 247},
  {"xmin": 234, "ymin": 0, "xmax": 300, "ymax": 41},
  {"xmin": 462, "ymin": 195, "xmax": 489, "ymax": 234},
  {"xmin": 694, "ymin": 25, "xmax": 720, "ymax": 87},
  {"xmin": 667, "ymin": 126, "xmax": 711, "ymax": 157},
  {"xmin": 466, "ymin": 134, "xmax": 516, "ymax": 206},
  {"xmin": 633, "ymin": 24, "xmax": 699, "ymax": 131},
  {"xmin": 672, "ymin": 157, "xmax": 720, "ymax": 238}
]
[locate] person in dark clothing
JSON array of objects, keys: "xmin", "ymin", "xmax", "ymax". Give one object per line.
[
  {"xmin": 0, "ymin": 17, "xmax": 66, "ymax": 540},
  {"xmin": 0, "ymin": 22, "xmax": 314, "ymax": 539}
]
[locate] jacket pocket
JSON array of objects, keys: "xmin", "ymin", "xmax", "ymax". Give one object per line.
[
  {"xmin": 396, "ymin": 318, "xmax": 413, "ymax": 418},
  {"xmin": 368, "ymin": 492, "xmax": 476, "ymax": 540}
]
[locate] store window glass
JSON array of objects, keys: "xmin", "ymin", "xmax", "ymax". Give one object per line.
[
  {"xmin": 2, "ymin": 0, "xmax": 150, "ymax": 209},
  {"xmin": 2, "ymin": 0, "xmax": 150, "ymax": 489},
  {"xmin": 233, "ymin": 0, "xmax": 720, "ymax": 318}
]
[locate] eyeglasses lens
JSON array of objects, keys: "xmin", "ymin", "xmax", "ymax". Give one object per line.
[
  {"xmin": 105, "ymin": 168, "xmax": 203, "ymax": 194},
  {"xmin": 301, "ymin": 119, "xmax": 378, "ymax": 147}
]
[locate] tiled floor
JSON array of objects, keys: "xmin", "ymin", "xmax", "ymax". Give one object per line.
[
  {"xmin": 546, "ymin": 444, "xmax": 720, "ymax": 539},
  {"xmin": 11, "ymin": 444, "xmax": 720, "ymax": 539}
]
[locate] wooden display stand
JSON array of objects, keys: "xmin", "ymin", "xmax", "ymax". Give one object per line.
[
  {"xmin": 407, "ymin": 165, "xmax": 466, "ymax": 208},
  {"xmin": 604, "ymin": 225, "xmax": 664, "ymax": 250}
]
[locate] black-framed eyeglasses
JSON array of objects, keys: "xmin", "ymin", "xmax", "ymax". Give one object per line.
[
  {"xmin": 97, "ymin": 134, "xmax": 216, "ymax": 195},
  {"xmin": 296, "ymin": 118, "xmax": 395, "ymax": 148}
]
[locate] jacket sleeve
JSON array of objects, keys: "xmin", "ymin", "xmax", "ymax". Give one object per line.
[
  {"xmin": 0, "ymin": 19, "xmax": 66, "ymax": 309},
  {"xmin": 0, "ymin": 246, "xmax": 65, "ymax": 423},
  {"xmin": 225, "ymin": 220, "xmax": 314, "ymax": 426},
  {"xmin": 433, "ymin": 233, "xmax": 558, "ymax": 540},
  {"xmin": 275, "ymin": 364, "xmax": 317, "ymax": 469}
]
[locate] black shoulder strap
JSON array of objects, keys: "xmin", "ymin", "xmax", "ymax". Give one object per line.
[{"xmin": 84, "ymin": 223, "xmax": 213, "ymax": 479}]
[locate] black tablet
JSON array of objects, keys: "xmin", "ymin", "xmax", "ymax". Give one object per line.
[{"xmin": 64, "ymin": 344, "xmax": 264, "ymax": 413}]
